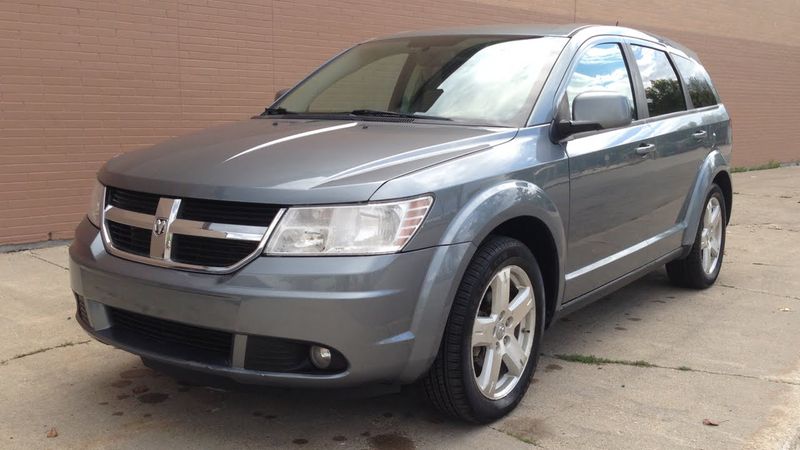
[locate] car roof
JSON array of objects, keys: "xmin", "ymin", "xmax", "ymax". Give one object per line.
[
  {"xmin": 381, "ymin": 23, "xmax": 591, "ymax": 38},
  {"xmin": 375, "ymin": 23, "xmax": 699, "ymax": 61}
]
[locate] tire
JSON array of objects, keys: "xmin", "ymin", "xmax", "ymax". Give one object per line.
[
  {"xmin": 666, "ymin": 184, "xmax": 727, "ymax": 289},
  {"xmin": 422, "ymin": 236, "xmax": 545, "ymax": 423}
]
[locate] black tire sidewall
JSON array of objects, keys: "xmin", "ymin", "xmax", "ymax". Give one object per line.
[{"xmin": 459, "ymin": 239, "xmax": 546, "ymax": 422}]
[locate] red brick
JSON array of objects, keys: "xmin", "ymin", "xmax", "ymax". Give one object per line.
[{"xmin": 1, "ymin": 0, "xmax": 798, "ymax": 245}]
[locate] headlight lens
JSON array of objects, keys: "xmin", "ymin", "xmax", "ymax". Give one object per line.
[
  {"xmin": 87, "ymin": 180, "xmax": 105, "ymax": 227},
  {"xmin": 265, "ymin": 196, "xmax": 433, "ymax": 255}
]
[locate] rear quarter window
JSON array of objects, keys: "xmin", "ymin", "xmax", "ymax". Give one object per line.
[{"xmin": 673, "ymin": 55, "xmax": 719, "ymax": 108}]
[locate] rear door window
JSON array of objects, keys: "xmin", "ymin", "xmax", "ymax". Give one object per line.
[
  {"xmin": 631, "ymin": 45, "xmax": 686, "ymax": 117},
  {"xmin": 673, "ymin": 56, "xmax": 718, "ymax": 108},
  {"xmin": 566, "ymin": 43, "xmax": 636, "ymax": 119}
]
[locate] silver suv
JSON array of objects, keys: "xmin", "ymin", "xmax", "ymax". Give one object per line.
[{"xmin": 70, "ymin": 24, "xmax": 732, "ymax": 422}]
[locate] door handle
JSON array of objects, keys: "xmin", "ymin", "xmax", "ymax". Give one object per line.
[
  {"xmin": 692, "ymin": 130, "xmax": 707, "ymax": 139},
  {"xmin": 635, "ymin": 143, "xmax": 656, "ymax": 155}
]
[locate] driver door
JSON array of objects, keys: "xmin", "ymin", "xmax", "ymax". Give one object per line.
[{"xmin": 562, "ymin": 41, "xmax": 663, "ymax": 300}]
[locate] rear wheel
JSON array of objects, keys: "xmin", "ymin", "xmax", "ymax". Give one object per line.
[
  {"xmin": 423, "ymin": 236, "xmax": 545, "ymax": 423},
  {"xmin": 666, "ymin": 184, "xmax": 727, "ymax": 288}
]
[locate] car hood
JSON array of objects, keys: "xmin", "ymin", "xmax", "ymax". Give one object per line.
[{"xmin": 100, "ymin": 118, "xmax": 516, "ymax": 204}]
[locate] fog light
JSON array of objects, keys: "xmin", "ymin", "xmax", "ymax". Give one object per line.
[{"xmin": 310, "ymin": 345, "xmax": 332, "ymax": 369}]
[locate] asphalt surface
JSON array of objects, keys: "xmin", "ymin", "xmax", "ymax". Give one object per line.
[{"xmin": 1, "ymin": 166, "xmax": 799, "ymax": 449}]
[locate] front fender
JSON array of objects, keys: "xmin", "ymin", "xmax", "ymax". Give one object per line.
[
  {"xmin": 441, "ymin": 179, "xmax": 567, "ymax": 313},
  {"xmin": 439, "ymin": 180, "xmax": 566, "ymax": 252},
  {"xmin": 681, "ymin": 149, "xmax": 730, "ymax": 247},
  {"xmin": 397, "ymin": 180, "xmax": 567, "ymax": 382}
]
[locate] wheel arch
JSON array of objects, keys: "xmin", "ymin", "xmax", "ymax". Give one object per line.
[
  {"xmin": 438, "ymin": 180, "xmax": 566, "ymax": 327},
  {"xmin": 681, "ymin": 150, "xmax": 731, "ymax": 247},
  {"xmin": 398, "ymin": 180, "xmax": 568, "ymax": 382},
  {"xmin": 487, "ymin": 217, "xmax": 560, "ymax": 328},
  {"xmin": 713, "ymin": 170, "xmax": 732, "ymax": 224}
]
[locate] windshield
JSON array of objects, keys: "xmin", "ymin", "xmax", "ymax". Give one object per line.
[{"xmin": 272, "ymin": 35, "xmax": 567, "ymax": 127}]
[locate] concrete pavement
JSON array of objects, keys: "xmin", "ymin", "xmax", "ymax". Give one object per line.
[{"xmin": 1, "ymin": 167, "xmax": 799, "ymax": 449}]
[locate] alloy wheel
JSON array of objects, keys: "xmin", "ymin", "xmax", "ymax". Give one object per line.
[
  {"xmin": 700, "ymin": 196, "xmax": 723, "ymax": 274},
  {"xmin": 470, "ymin": 265, "xmax": 536, "ymax": 400}
]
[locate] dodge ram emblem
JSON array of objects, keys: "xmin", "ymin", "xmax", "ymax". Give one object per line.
[{"xmin": 153, "ymin": 217, "xmax": 168, "ymax": 235}]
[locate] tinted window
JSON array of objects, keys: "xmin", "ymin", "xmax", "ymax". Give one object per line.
[
  {"xmin": 673, "ymin": 56, "xmax": 718, "ymax": 108},
  {"xmin": 566, "ymin": 43, "xmax": 635, "ymax": 118},
  {"xmin": 631, "ymin": 45, "xmax": 686, "ymax": 117}
]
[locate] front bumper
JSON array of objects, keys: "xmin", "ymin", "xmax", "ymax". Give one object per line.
[{"xmin": 69, "ymin": 219, "xmax": 474, "ymax": 387}]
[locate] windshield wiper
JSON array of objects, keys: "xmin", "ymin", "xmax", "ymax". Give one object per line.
[
  {"xmin": 348, "ymin": 109, "xmax": 451, "ymax": 121},
  {"xmin": 261, "ymin": 107, "xmax": 297, "ymax": 116},
  {"xmin": 258, "ymin": 107, "xmax": 452, "ymax": 121}
]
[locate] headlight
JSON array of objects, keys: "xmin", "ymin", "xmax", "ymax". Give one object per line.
[
  {"xmin": 265, "ymin": 196, "xmax": 433, "ymax": 255},
  {"xmin": 87, "ymin": 180, "xmax": 105, "ymax": 228}
]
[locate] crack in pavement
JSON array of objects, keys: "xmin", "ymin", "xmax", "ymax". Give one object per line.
[
  {"xmin": 0, "ymin": 340, "xmax": 91, "ymax": 365},
  {"xmin": 489, "ymin": 425, "xmax": 540, "ymax": 447},
  {"xmin": 718, "ymin": 283, "xmax": 800, "ymax": 302},
  {"xmin": 728, "ymin": 223, "xmax": 800, "ymax": 232},
  {"xmin": 726, "ymin": 261, "xmax": 796, "ymax": 268},
  {"xmin": 543, "ymin": 354, "xmax": 800, "ymax": 387},
  {"xmin": 731, "ymin": 192, "xmax": 798, "ymax": 199},
  {"xmin": 27, "ymin": 251, "xmax": 69, "ymax": 271},
  {"xmin": 750, "ymin": 261, "xmax": 796, "ymax": 268}
]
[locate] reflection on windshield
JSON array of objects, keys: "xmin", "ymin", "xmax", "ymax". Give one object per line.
[
  {"xmin": 425, "ymin": 39, "xmax": 561, "ymax": 124},
  {"xmin": 275, "ymin": 35, "xmax": 567, "ymax": 127}
]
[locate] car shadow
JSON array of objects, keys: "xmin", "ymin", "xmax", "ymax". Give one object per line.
[{"xmin": 541, "ymin": 267, "xmax": 691, "ymax": 357}]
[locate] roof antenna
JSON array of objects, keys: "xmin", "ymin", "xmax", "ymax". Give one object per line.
[{"xmin": 615, "ymin": 20, "xmax": 620, "ymax": 26}]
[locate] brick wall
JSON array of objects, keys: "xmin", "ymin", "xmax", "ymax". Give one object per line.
[{"xmin": 1, "ymin": 0, "xmax": 798, "ymax": 245}]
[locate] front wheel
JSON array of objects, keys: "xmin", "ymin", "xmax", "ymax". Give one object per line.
[
  {"xmin": 423, "ymin": 236, "xmax": 545, "ymax": 423},
  {"xmin": 666, "ymin": 184, "xmax": 727, "ymax": 288}
]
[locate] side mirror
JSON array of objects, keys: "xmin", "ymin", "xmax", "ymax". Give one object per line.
[
  {"xmin": 274, "ymin": 88, "xmax": 290, "ymax": 101},
  {"xmin": 552, "ymin": 91, "xmax": 632, "ymax": 141}
]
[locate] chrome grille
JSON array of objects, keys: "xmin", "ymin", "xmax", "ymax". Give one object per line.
[
  {"xmin": 106, "ymin": 220, "xmax": 151, "ymax": 256},
  {"xmin": 107, "ymin": 187, "xmax": 160, "ymax": 215},
  {"xmin": 179, "ymin": 197, "xmax": 281, "ymax": 227},
  {"xmin": 171, "ymin": 234, "xmax": 260, "ymax": 267},
  {"xmin": 101, "ymin": 187, "xmax": 285, "ymax": 273}
]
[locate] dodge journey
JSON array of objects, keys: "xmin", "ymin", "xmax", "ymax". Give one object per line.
[{"xmin": 70, "ymin": 24, "xmax": 732, "ymax": 422}]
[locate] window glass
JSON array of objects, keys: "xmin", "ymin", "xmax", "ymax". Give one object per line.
[
  {"xmin": 310, "ymin": 54, "xmax": 408, "ymax": 112},
  {"xmin": 566, "ymin": 43, "xmax": 635, "ymax": 118},
  {"xmin": 631, "ymin": 45, "xmax": 686, "ymax": 116},
  {"xmin": 673, "ymin": 55, "xmax": 718, "ymax": 108},
  {"xmin": 277, "ymin": 36, "xmax": 567, "ymax": 127}
]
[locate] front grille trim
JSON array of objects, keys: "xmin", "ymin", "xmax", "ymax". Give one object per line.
[
  {"xmin": 179, "ymin": 197, "xmax": 282, "ymax": 227},
  {"xmin": 107, "ymin": 187, "xmax": 160, "ymax": 215},
  {"xmin": 172, "ymin": 234, "xmax": 260, "ymax": 267},
  {"xmin": 99, "ymin": 186, "xmax": 286, "ymax": 274},
  {"xmin": 106, "ymin": 220, "xmax": 151, "ymax": 256}
]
